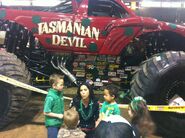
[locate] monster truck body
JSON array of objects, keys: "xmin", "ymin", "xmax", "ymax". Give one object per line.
[
  {"xmin": 1, "ymin": 0, "xmax": 185, "ymax": 55},
  {"xmin": 0, "ymin": 0, "xmax": 185, "ymax": 137}
]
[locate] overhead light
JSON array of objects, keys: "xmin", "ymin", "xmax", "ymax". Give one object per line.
[
  {"xmin": 141, "ymin": 0, "xmax": 184, "ymax": 8},
  {"xmin": 141, "ymin": 1, "xmax": 161, "ymax": 8},
  {"xmin": 124, "ymin": 2, "xmax": 130, "ymax": 6}
]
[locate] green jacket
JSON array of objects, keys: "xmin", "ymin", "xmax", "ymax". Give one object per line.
[
  {"xmin": 44, "ymin": 88, "xmax": 64, "ymax": 127},
  {"xmin": 100, "ymin": 101, "xmax": 120, "ymax": 117}
]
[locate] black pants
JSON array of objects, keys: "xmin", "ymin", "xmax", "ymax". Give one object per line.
[{"xmin": 83, "ymin": 129, "xmax": 95, "ymax": 138}]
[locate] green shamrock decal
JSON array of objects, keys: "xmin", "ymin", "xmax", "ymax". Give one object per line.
[
  {"xmin": 82, "ymin": 18, "xmax": 91, "ymax": 27},
  {"xmin": 0, "ymin": 10, "xmax": 6, "ymax": 19},
  {"xmin": 102, "ymin": 30, "xmax": 108, "ymax": 36},
  {"xmin": 89, "ymin": 43, "xmax": 97, "ymax": 52},
  {"xmin": 46, "ymin": 38, "xmax": 52, "ymax": 44},
  {"xmin": 124, "ymin": 27, "xmax": 134, "ymax": 36},
  {"xmin": 67, "ymin": 31, "xmax": 73, "ymax": 37},
  {"xmin": 31, "ymin": 28, "xmax": 38, "ymax": 33},
  {"xmin": 32, "ymin": 16, "xmax": 41, "ymax": 24},
  {"xmin": 169, "ymin": 23, "xmax": 177, "ymax": 30}
]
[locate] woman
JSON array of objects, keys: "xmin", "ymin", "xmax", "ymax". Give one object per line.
[
  {"xmin": 128, "ymin": 96, "xmax": 156, "ymax": 138},
  {"xmin": 70, "ymin": 82, "xmax": 99, "ymax": 138}
]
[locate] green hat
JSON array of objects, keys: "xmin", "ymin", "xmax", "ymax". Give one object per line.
[{"xmin": 131, "ymin": 96, "xmax": 146, "ymax": 111}]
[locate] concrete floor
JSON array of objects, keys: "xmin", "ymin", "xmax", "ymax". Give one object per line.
[{"xmin": 0, "ymin": 88, "xmax": 161, "ymax": 138}]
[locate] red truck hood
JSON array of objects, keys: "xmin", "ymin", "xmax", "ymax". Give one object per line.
[
  {"xmin": 1, "ymin": 7, "xmax": 185, "ymax": 35},
  {"xmin": 106, "ymin": 15, "xmax": 185, "ymax": 37}
]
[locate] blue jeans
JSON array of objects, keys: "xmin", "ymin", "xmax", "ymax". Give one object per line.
[{"xmin": 47, "ymin": 126, "xmax": 60, "ymax": 138}]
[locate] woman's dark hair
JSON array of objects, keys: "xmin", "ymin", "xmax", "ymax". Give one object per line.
[
  {"xmin": 129, "ymin": 96, "xmax": 155, "ymax": 137},
  {"xmin": 76, "ymin": 82, "xmax": 95, "ymax": 100},
  {"xmin": 95, "ymin": 121, "xmax": 134, "ymax": 138}
]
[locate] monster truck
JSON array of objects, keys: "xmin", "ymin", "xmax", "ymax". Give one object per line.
[{"xmin": 0, "ymin": 0, "xmax": 185, "ymax": 137}]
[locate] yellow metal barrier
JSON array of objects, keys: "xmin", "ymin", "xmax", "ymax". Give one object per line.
[
  {"xmin": 119, "ymin": 104, "xmax": 185, "ymax": 113},
  {"xmin": 0, "ymin": 74, "xmax": 72, "ymax": 100},
  {"xmin": 0, "ymin": 74, "xmax": 185, "ymax": 112}
]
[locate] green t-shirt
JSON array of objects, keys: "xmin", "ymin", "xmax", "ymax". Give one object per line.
[
  {"xmin": 44, "ymin": 88, "xmax": 64, "ymax": 127},
  {"xmin": 100, "ymin": 101, "xmax": 120, "ymax": 117}
]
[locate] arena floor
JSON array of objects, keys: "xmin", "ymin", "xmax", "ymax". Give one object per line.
[{"xmin": 0, "ymin": 88, "xmax": 161, "ymax": 138}]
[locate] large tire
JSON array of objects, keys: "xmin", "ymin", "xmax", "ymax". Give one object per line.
[
  {"xmin": 0, "ymin": 50, "xmax": 31, "ymax": 129},
  {"xmin": 130, "ymin": 51, "xmax": 185, "ymax": 138}
]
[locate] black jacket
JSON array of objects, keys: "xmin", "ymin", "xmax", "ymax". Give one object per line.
[{"xmin": 71, "ymin": 97, "xmax": 99, "ymax": 129}]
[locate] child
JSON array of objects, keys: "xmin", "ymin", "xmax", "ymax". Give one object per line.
[
  {"xmin": 70, "ymin": 82, "xmax": 99, "ymax": 138},
  {"xmin": 99, "ymin": 84, "xmax": 121, "ymax": 120},
  {"xmin": 95, "ymin": 115, "xmax": 136, "ymax": 138},
  {"xmin": 57, "ymin": 107, "xmax": 86, "ymax": 138},
  {"xmin": 128, "ymin": 96, "xmax": 155, "ymax": 138},
  {"xmin": 44, "ymin": 74, "xmax": 64, "ymax": 138}
]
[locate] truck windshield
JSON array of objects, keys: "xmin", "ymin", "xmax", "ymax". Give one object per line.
[
  {"xmin": 47, "ymin": 0, "xmax": 73, "ymax": 13},
  {"xmin": 88, "ymin": 0, "xmax": 129, "ymax": 18}
]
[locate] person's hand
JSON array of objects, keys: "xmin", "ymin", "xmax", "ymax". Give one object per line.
[
  {"xmin": 57, "ymin": 114, "xmax": 63, "ymax": 119},
  {"xmin": 95, "ymin": 120, "xmax": 100, "ymax": 128}
]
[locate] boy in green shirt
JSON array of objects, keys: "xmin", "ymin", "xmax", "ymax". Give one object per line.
[
  {"xmin": 44, "ymin": 74, "xmax": 64, "ymax": 138},
  {"xmin": 97, "ymin": 84, "xmax": 120, "ymax": 125}
]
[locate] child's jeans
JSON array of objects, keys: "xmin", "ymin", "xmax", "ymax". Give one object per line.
[{"xmin": 47, "ymin": 126, "xmax": 60, "ymax": 138}]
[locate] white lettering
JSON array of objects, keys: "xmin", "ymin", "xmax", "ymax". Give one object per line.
[
  {"xmin": 92, "ymin": 27, "xmax": 100, "ymax": 40},
  {"xmin": 49, "ymin": 21, "xmax": 56, "ymax": 33},
  {"xmin": 52, "ymin": 35, "xmax": 60, "ymax": 45}
]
